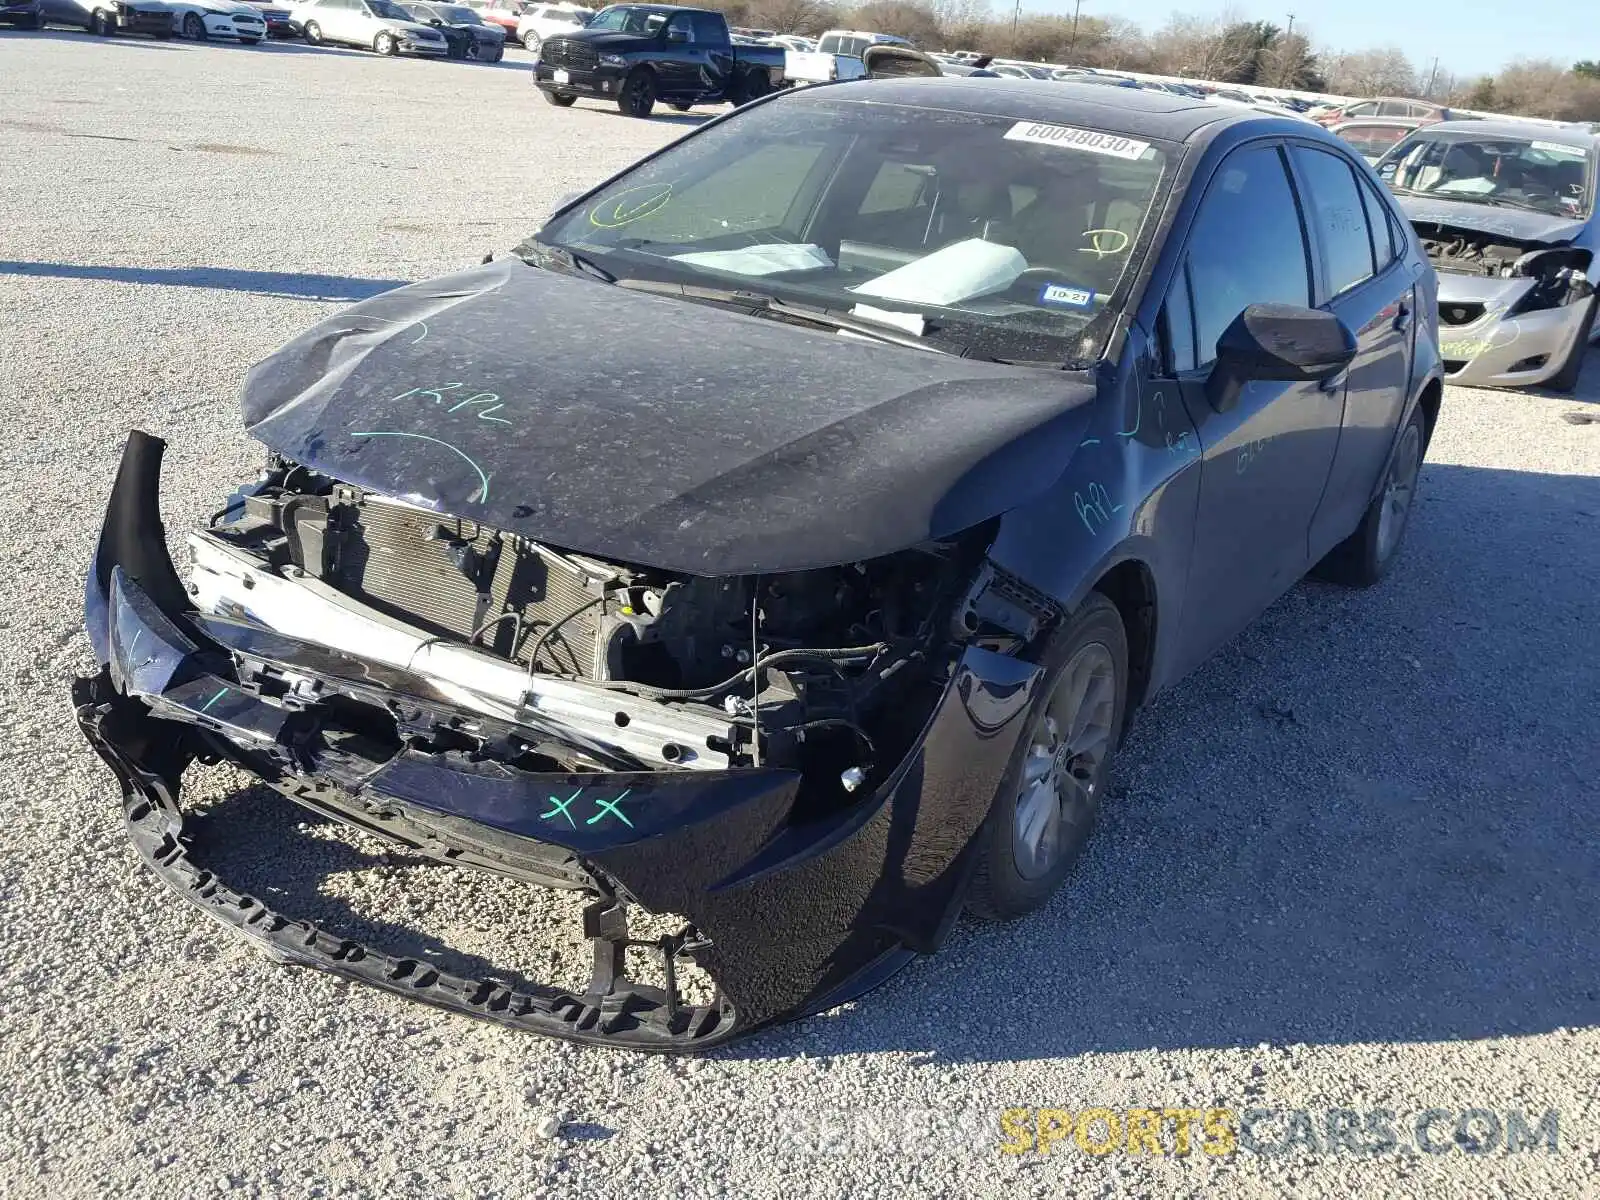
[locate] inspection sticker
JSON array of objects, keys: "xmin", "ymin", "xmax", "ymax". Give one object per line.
[
  {"xmin": 1004, "ymin": 122, "xmax": 1151, "ymax": 160},
  {"xmin": 1039, "ymin": 283, "xmax": 1096, "ymax": 309}
]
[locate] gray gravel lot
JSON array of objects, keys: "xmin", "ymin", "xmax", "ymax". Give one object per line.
[{"xmin": 3, "ymin": 31, "xmax": 1599, "ymax": 1198}]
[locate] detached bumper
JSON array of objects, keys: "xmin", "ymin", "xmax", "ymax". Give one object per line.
[{"xmin": 72, "ymin": 432, "xmax": 1040, "ymax": 1049}]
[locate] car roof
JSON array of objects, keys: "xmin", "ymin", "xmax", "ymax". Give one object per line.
[
  {"xmin": 799, "ymin": 77, "xmax": 1270, "ymax": 144},
  {"xmin": 1416, "ymin": 118, "xmax": 1597, "ymax": 148}
]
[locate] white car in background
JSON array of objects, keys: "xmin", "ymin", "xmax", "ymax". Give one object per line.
[
  {"xmin": 164, "ymin": 0, "xmax": 268, "ymax": 38},
  {"xmin": 513, "ymin": 1, "xmax": 586, "ymax": 54},
  {"xmin": 292, "ymin": 0, "xmax": 447, "ymax": 53}
]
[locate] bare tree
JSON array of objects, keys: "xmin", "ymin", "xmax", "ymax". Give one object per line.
[
  {"xmin": 749, "ymin": 0, "xmax": 830, "ymax": 33},
  {"xmin": 1256, "ymin": 31, "xmax": 1319, "ymax": 89},
  {"xmin": 1325, "ymin": 47, "xmax": 1417, "ymax": 96}
]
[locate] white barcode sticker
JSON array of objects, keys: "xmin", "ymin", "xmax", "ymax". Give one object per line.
[{"xmin": 1003, "ymin": 122, "xmax": 1152, "ymax": 160}]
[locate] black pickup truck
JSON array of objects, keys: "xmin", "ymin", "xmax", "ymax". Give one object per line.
[{"xmin": 534, "ymin": 4, "xmax": 786, "ymax": 118}]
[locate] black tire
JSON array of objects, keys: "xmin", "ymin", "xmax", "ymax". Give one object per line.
[
  {"xmin": 541, "ymin": 89, "xmax": 575, "ymax": 106},
  {"xmin": 182, "ymin": 11, "xmax": 204, "ymax": 38},
  {"xmin": 966, "ymin": 592, "xmax": 1128, "ymax": 921},
  {"xmin": 616, "ymin": 68, "xmax": 656, "ymax": 118},
  {"xmin": 1312, "ymin": 403, "xmax": 1427, "ymax": 587},
  {"xmin": 301, "ymin": 18, "xmax": 322, "ymax": 42},
  {"xmin": 91, "ymin": 7, "xmax": 115, "ymax": 35},
  {"xmin": 374, "ymin": 29, "xmax": 396, "ymax": 54},
  {"xmin": 487, "ymin": 43, "xmax": 502, "ymax": 62},
  {"xmin": 736, "ymin": 68, "xmax": 769, "ymax": 105},
  {"xmin": 1546, "ymin": 295, "xmax": 1597, "ymax": 394},
  {"xmin": 30, "ymin": 11, "xmax": 48, "ymax": 28},
  {"xmin": 521, "ymin": 31, "xmax": 539, "ymax": 53}
]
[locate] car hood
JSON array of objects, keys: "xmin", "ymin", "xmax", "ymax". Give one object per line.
[
  {"xmin": 240, "ymin": 257, "xmax": 1098, "ymax": 576},
  {"xmin": 1397, "ymin": 194, "xmax": 1588, "ymax": 245},
  {"xmin": 555, "ymin": 29, "xmax": 654, "ymax": 50}
]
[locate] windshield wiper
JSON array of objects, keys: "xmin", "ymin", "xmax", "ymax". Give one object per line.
[
  {"xmin": 513, "ymin": 240, "xmax": 617, "ymax": 283},
  {"xmin": 614, "ymin": 277, "xmax": 959, "ymax": 356}
]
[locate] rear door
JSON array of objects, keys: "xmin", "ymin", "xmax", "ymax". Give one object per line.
[
  {"xmin": 1161, "ymin": 141, "xmax": 1346, "ymax": 675},
  {"xmin": 1286, "ymin": 142, "xmax": 1416, "ymax": 558}
]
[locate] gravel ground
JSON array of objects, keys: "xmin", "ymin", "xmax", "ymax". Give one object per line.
[{"xmin": 3, "ymin": 31, "xmax": 1599, "ymax": 1199}]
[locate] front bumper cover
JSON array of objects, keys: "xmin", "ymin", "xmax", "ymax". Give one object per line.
[
  {"xmin": 73, "ymin": 432, "xmax": 1041, "ymax": 1049},
  {"xmin": 1436, "ymin": 276, "xmax": 1597, "ymax": 388}
]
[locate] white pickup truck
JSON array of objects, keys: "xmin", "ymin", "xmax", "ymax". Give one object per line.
[{"xmin": 784, "ymin": 28, "xmax": 911, "ymax": 84}]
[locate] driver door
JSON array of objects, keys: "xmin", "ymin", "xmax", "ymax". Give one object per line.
[{"xmin": 1160, "ymin": 142, "xmax": 1346, "ymax": 676}]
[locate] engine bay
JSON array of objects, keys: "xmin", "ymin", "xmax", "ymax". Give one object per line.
[{"xmin": 198, "ymin": 457, "xmax": 1046, "ymax": 808}]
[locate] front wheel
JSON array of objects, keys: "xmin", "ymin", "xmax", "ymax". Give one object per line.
[
  {"xmin": 301, "ymin": 18, "xmax": 322, "ymax": 42},
  {"xmin": 374, "ymin": 30, "xmax": 396, "ymax": 54},
  {"xmin": 966, "ymin": 592, "xmax": 1128, "ymax": 921},
  {"xmin": 616, "ymin": 68, "xmax": 656, "ymax": 118},
  {"xmin": 90, "ymin": 7, "xmax": 115, "ymax": 34},
  {"xmin": 485, "ymin": 43, "xmax": 502, "ymax": 62},
  {"xmin": 182, "ymin": 11, "xmax": 204, "ymax": 37},
  {"xmin": 521, "ymin": 31, "xmax": 539, "ymax": 53},
  {"xmin": 30, "ymin": 10, "xmax": 47, "ymax": 27},
  {"xmin": 541, "ymin": 89, "xmax": 575, "ymax": 106},
  {"xmin": 1313, "ymin": 404, "xmax": 1426, "ymax": 587}
]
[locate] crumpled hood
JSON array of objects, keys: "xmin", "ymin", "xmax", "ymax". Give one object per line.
[
  {"xmin": 1397, "ymin": 195, "xmax": 1587, "ymax": 245},
  {"xmin": 240, "ymin": 258, "xmax": 1098, "ymax": 576},
  {"xmin": 553, "ymin": 29, "xmax": 654, "ymax": 51}
]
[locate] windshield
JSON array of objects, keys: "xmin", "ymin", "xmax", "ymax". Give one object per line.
[
  {"xmin": 584, "ymin": 4, "xmax": 663, "ymax": 32},
  {"xmin": 536, "ymin": 97, "xmax": 1171, "ymax": 363},
  {"xmin": 369, "ymin": 0, "xmax": 414, "ymax": 17},
  {"xmin": 438, "ymin": 5, "xmax": 479, "ymax": 19},
  {"xmin": 1379, "ymin": 131, "xmax": 1595, "ymax": 218}
]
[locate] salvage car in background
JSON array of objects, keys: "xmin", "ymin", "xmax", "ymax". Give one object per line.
[
  {"xmin": 293, "ymin": 0, "xmax": 447, "ymax": 53},
  {"xmin": 240, "ymin": 0, "xmax": 294, "ymax": 34},
  {"xmin": 38, "ymin": 0, "xmax": 172, "ymax": 33},
  {"xmin": 1316, "ymin": 96, "xmax": 1457, "ymax": 127},
  {"xmin": 513, "ymin": 0, "xmax": 586, "ymax": 53},
  {"xmin": 1378, "ymin": 119, "xmax": 1599, "ymax": 390},
  {"xmin": 1, "ymin": 0, "xmax": 46, "ymax": 28},
  {"xmin": 401, "ymin": 0, "xmax": 504, "ymax": 58},
  {"xmin": 534, "ymin": 4, "xmax": 785, "ymax": 117},
  {"xmin": 166, "ymin": 0, "xmax": 268, "ymax": 41},
  {"xmin": 1328, "ymin": 116, "xmax": 1423, "ymax": 163},
  {"xmin": 76, "ymin": 79, "xmax": 1443, "ymax": 1050}
]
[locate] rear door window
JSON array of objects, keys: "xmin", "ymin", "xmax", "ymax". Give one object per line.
[{"xmin": 1289, "ymin": 144, "xmax": 1377, "ymax": 299}]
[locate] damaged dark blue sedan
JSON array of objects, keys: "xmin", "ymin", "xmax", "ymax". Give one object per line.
[{"xmin": 74, "ymin": 78, "xmax": 1443, "ymax": 1049}]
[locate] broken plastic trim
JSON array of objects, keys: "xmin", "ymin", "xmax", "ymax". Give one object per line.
[{"xmin": 73, "ymin": 674, "xmax": 739, "ymax": 1049}]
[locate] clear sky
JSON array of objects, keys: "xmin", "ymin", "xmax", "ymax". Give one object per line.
[{"xmin": 1035, "ymin": 0, "xmax": 1591, "ymax": 77}]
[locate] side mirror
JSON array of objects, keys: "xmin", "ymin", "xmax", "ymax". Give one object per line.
[{"xmin": 1203, "ymin": 303, "xmax": 1357, "ymax": 413}]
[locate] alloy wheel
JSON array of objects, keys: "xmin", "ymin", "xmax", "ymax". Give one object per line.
[
  {"xmin": 1376, "ymin": 420, "xmax": 1422, "ymax": 562},
  {"xmin": 1011, "ymin": 642, "xmax": 1117, "ymax": 880}
]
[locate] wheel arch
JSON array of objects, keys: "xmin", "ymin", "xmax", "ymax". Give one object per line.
[{"xmin": 1088, "ymin": 557, "xmax": 1158, "ymax": 720}]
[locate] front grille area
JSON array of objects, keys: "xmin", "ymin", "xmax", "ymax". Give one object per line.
[
  {"xmin": 541, "ymin": 36, "xmax": 596, "ymax": 68},
  {"xmin": 329, "ymin": 498, "xmax": 605, "ymax": 676},
  {"xmin": 1439, "ymin": 302, "xmax": 1486, "ymax": 327}
]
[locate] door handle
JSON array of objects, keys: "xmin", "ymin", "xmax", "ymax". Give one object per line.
[
  {"xmin": 1394, "ymin": 302, "xmax": 1412, "ymax": 332},
  {"xmin": 1317, "ymin": 370, "xmax": 1347, "ymax": 394}
]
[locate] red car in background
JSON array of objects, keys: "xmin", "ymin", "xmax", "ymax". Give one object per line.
[
  {"xmin": 1326, "ymin": 117, "xmax": 1425, "ymax": 163},
  {"xmin": 241, "ymin": 0, "xmax": 294, "ymax": 34},
  {"xmin": 1315, "ymin": 97, "xmax": 1458, "ymax": 127},
  {"xmin": 461, "ymin": 0, "xmax": 524, "ymax": 37}
]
